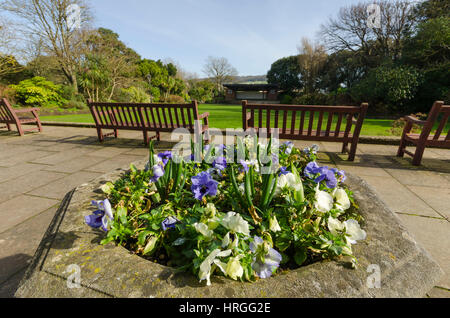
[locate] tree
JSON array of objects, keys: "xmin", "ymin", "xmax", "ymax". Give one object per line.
[
  {"xmin": 202, "ymin": 56, "xmax": 238, "ymax": 92},
  {"xmin": 81, "ymin": 28, "xmax": 140, "ymax": 101},
  {"xmin": 267, "ymin": 56, "xmax": 302, "ymax": 93},
  {"xmin": 188, "ymin": 80, "xmax": 216, "ymax": 103},
  {"xmin": 320, "ymin": 1, "xmax": 416, "ymax": 64},
  {"xmin": 297, "ymin": 38, "xmax": 328, "ymax": 94},
  {"xmin": 0, "ymin": 16, "xmax": 23, "ymax": 78},
  {"xmin": 1, "ymin": 0, "xmax": 93, "ymax": 93}
]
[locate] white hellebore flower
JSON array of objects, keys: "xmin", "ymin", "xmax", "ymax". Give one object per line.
[
  {"xmin": 221, "ymin": 212, "xmax": 250, "ymax": 236},
  {"xmin": 193, "ymin": 222, "xmax": 214, "ymax": 240},
  {"xmin": 314, "ymin": 190, "xmax": 334, "ymax": 213},
  {"xmin": 333, "ymin": 188, "xmax": 351, "ymax": 211},
  {"xmin": 327, "ymin": 217, "xmax": 367, "ymax": 245},
  {"xmin": 199, "ymin": 249, "xmax": 232, "ymax": 286}
]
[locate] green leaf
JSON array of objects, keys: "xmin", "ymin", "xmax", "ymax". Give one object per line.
[
  {"xmin": 116, "ymin": 206, "xmax": 128, "ymax": 225},
  {"xmin": 294, "ymin": 249, "xmax": 307, "ymax": 266},
  {"xmin": 143, "ymin": 236, "xmax": 159, "ymax": 256}
]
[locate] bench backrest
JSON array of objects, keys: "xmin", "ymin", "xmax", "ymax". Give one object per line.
[
  {"xmin": 242, "ymin": 101, "xmax": 368, "ymax": 141},
  {"xmin": 0, "ymin": 98, "xmax": 18, "ymax": 124},
  {"xmin": 88, "ymin": 101, "xmax": 202, "ymax": 132},
  {"xmin": 419, "ymin": 101, "xmax": 450, "ymax": 143}
]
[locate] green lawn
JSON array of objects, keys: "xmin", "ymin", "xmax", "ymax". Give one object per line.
[{"xmin": 41, "ymin": 104, "xmax": 397, "ymax": 136}]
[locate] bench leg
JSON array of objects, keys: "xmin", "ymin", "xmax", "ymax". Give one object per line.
[
  {"xmin": 156, "ymin": 132, "xmax": 161, "ymax": 141},
  {"xmin": 6, "ymin": 123, "xmax": 11, "ymax": 131},
  {"xmin": 341, "ymin": 142, "xmax": 349, "ymax": 154},
  {"xmin": 348, "ymin": 142, "xmax": 358, "ymax": 162},
  {"xmin": 397, "ymin": 138, "xmax": 407, "ymax": 158},
  {"xmin": 96, "ymin": 128, "xmax": 104, "ymax": 142},
  {"xmin": 412, "ymin": 145, "xmax": 425, "ymax": 166},
  {"xmin": 143, "ymin": 130, "xmax": 149, "ymax": 145},
  {"xmin": 114, "ymin": 129, "xmax": 118, "ymax": 138},
  {"xmin": 16, "ymin": 122, "xmax": 24, "ymax": 136}
]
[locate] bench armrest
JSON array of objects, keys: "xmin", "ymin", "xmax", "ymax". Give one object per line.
[
  {"xmin": 198, "ymin": 112, "xmax": 209, "ymax": 120},
  {"xmin": 405, "ymin": 115, "xmax": 426, "ymax": 125},
  {"xmin": 14, "ymin": 107, "xmax": 40, "ymax": 113}
]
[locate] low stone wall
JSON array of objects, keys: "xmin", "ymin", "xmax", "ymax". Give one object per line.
[{"xmin": 15, "ymin": 160, "xmax": 443, "ymax": 298}]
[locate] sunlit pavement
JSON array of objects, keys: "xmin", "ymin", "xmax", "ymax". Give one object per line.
[{"xmin": 0, "ymin": 126, "xmax": 449, "ymax": 298}]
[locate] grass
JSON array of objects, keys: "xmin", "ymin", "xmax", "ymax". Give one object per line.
[{"xmin": 39, "ymin": 103, "xmax": 440, "ymax": 137}]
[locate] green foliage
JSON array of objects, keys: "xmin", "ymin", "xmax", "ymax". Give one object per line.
[
  {"xmin": 352, "ymin": 65, "xmax": 423, "ymax": 113},
  {"xmin": 188, "ymin": 80, "xmax": 216, "ymax": 103},
  {"xmin": 120, "ymin": 86, "xmax": 151, "ymax": 103},
  {"xmin": 10, "ymin": 76, "xmax": 66, "ymax": 107},
  {"xmin": 267, "ymin": 56, "xmax": 302, "ymax": 92}
]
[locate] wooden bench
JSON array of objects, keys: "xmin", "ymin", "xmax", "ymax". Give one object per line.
[
  {"xmin": 0, "ymin": 98, "xmax": 43, "ymax": 136},
  {"xmin": 397, "ymin": 101, "xmax": 450, "ymax": 166},
  {"xmin": 88, "ymin": 100, "xmax": 210, "ymax": 144},
  {"xmin": 242, "ymin": 100, "xmax": 368, "ymax": 161}
]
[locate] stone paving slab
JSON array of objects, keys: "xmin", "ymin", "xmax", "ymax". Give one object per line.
[
  {"xmin": 357, "ymin": 175, "xmax": 443, "ymax": 218},
  {"xmin": 397, "ymin": 214, "xmax": 450, "ymax": 290},
  {"xmin": 406, "ymin": 186, "xmax": 450, "ymax": 220},
  {"xmin": 43, "ymin": 155, "xmax": 106, "ymax": 174},
  {"xmin": 0, "ymin": 170, "xmax": 68, "ymax": 202},
  {"xmin": 0, "ymin": 195, "xmax": 58, "ymax": 234},
  {"xmin": 0, "ymin": 206, "xmax": 58, "ymax": 285},
  {"xmin": 26, "ymin": 171, "xmax": 104, "ymax": 200}
]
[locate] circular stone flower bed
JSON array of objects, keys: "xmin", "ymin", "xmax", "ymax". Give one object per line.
[
  {"xmin": 85, "ymin": 139, "xmax": 369, "ymax": 286},
  {"xmin": 15, "ymin": 139, "xmax": 443, "ymax": 298}
]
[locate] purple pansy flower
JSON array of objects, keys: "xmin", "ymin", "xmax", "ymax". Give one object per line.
[
  {"xmin": 304, "ymin": 162, "xmax": 339, "ymax": 189},
  {"xmin": 331, "ymin": 168, "xmax": 346, "ymax": 182},
  {"xmin": 304, "ymin": 162, "xmax": 321, "ymax": 178},
  {"xmin": 162, "ymin": 216, "xmax": 179, "ymax": 231},
  {"xmin": 212, "ymin": 157, "xmax": 227, "ymax": 171},
  {"xmin": 314, "ymin": 168, "xmax": 338, "ymax": 189},
  {"xmin": 250, "ymin": 236, "xmax": 282, "ymax": 279},
  {"xmin": 191, "ymin": 171, "xmax": 219, "ymax": 201},
  {"xmin": 279, "ymin": 167, "xmax": 290, "ymax": 176},
  {"xmin": 85, "ymin": 199, "xmax": 114, "ymax": 232},
  {"xmin": 150, "ymin": 164, "xmax": 165, "ymax": 183},
  {"xmin": 157, "ymin": 151, "xmax": 172, "ymax": 166},
  {"xmin": 283, "ymin": 141, "xmax": 294, "ymax": 155}
]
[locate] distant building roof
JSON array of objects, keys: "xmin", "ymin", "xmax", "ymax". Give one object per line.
[{"xmin": 223, "ymin": 83, "xmax": 280, "ymax": 91}]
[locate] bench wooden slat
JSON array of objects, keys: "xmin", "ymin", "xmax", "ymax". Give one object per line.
[
  {"xmin": 242, "ymin": 100, "xmax": 368, "ymax": 162},
  {"xmin": 299, "ymin": 111, "xmax": 305, "ymax": 136},
  {"xmin": 308, "ymin": 111, "xmax": 314, "ymax": 136},
  {"xmin": 88, "ymin": 100, "xmax": 209, "ymax": 144}
]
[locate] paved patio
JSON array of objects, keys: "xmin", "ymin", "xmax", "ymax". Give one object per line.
[{"xmin": 0, "ymin": 126, "xmax": 449, "ymax": 298}]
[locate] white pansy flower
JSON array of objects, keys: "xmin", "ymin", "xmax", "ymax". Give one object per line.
[
  {"xmin": 314, "ymin": 190, "xmax": 334, "ymax": 213},
  {"xmin": 269, "ymin": 215, "xmax": 281, "ymax": 232},
  {"xmin": 333, "ymin": 188, "xmax": 351, "ymax": 211},
  {"xmin": 221, "ymin": 212, "xmax": 250, "ymax": 236},
  {"xmin": 327, "ymin": 217, "xmax": 366, "ymax": 245},
  {"xmin": 153, "ymin": 154, "xmax": 162, "ymax": 164},
  {"xmin": 276, "ymin": 173, "xmax": 302, "ymax": 195},
  {"xmin": 226, "ymin": 255, "xmax": 245, "ymax": 280},
  {"xmin": 222, "ymin": 232, "xmax": 231, "ymax": 248},
  {"xmin": 344, "ymin": 219, "xmax": 367, "ymax": 244},
  {"xmin": 193, "ymin": 222, "xmax": 214, "ymax": 240},
  {"xmin": 238, "ymin": 183, "xmax": 245, "ymax": 194},
  {"xmin": 199, "ymin": 249, "xmax": 232, "ymax": 286}
]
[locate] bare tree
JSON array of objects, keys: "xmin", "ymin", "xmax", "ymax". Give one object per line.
[
  {"xmin": 1, "ymin": 0, "xmax": 93, "ymax": 92},
  {"xmin": 0, "ymin": 16, "xmax": 24, "ymax": 77},
  {"xmin": 297, "ymin": 38, "xmax": 328, "ymax": 94},
  {"xmin": 202, "ymin": 56, "xmax": 238, "ymax": 91},
  {"xmin": 320, "ymin": 0, "xmax": 415, "ymax": 63}
]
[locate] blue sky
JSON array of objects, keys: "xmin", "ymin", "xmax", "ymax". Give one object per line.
[{"xmin": 91, "ymin": 0, "xmax": 362, "ymax": 76}]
